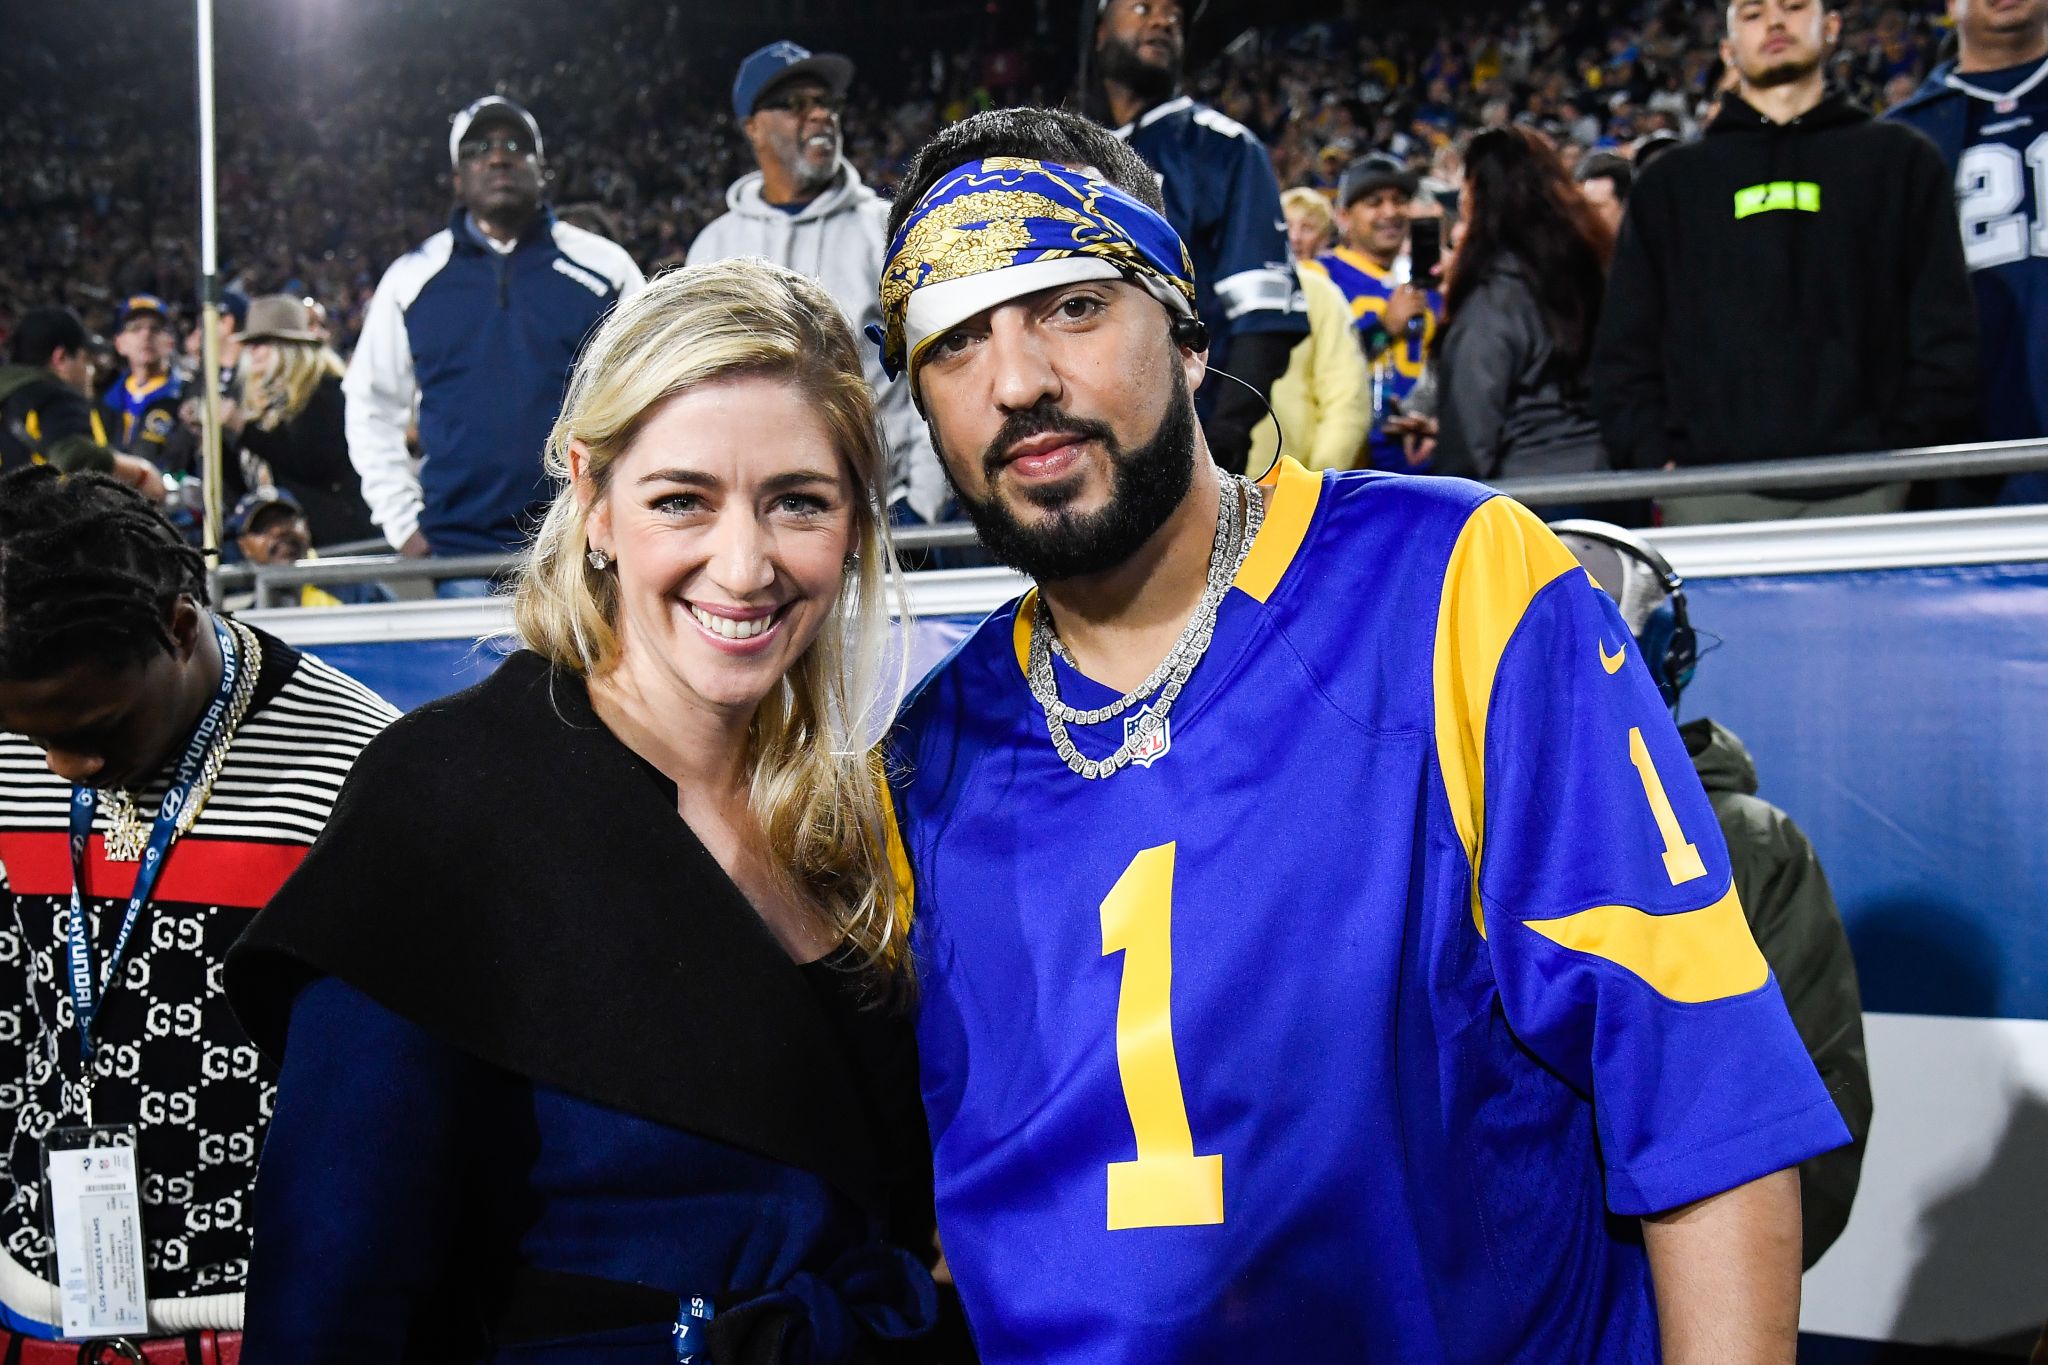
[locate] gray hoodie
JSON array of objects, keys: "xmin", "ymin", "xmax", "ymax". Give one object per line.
[{"xmin": 688, "ymin": 161, "xmax": 947, "ymax": 523}]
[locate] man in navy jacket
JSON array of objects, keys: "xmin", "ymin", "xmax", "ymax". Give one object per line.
[
  {"xmin": 1888, "ymin": 0, "xmax": 2048, "ymax": 503},
  {"xmin": 344, "ymin": 96, "xmax": 643, "ymax": 570}
]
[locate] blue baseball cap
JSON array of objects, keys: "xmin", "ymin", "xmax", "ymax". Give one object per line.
[
  {"xmin": 116, "ymin": 294, "xmax": 169, "ymax": 325},
  {"xmin": 732, "ymin": 41, "xmax": 853, "ymax": 121},
  {"xmin": 227, "ymin": 486, "xmax": 304, "ymax": 539}
]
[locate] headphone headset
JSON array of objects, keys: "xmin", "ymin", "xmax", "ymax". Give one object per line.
[
  {"xmin": 1548, "ymin": 519, "xmax": 1698, "ymax": 707},
  {"xmin": 1170, "ymin": 315, "xmax": 1210, "ymax": 352}
]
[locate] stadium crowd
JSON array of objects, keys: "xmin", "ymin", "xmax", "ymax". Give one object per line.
[
  {"xmin": 3, "ymin": 0, "xmax": 2042, "ymax": 566},
  {"xmin": 4, "ymin": 0, "xmax": 2040, "ymax": 1355},
  {"xmin": 4, "ymin": 0, "xmax": 1954, "ymax": 357}
]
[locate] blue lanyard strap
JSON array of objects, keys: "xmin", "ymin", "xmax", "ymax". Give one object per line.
[
  {"xmin": 66, "ymin": 616, "xmax": 241, "ymax": 1058},
  {"xmin": 672, "ymin": 1297, "xmax": 714, "ymax": 1362}
]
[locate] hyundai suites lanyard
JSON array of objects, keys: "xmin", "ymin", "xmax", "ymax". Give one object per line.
[{"xmin": 66, "ymin": 615, "xmax": 241, "ymax": 1061}]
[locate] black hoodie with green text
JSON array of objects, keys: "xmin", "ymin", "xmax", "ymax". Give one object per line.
[{"xmin": 1591, "ymin": 92, "xmax": 1979, "ymax": 471}]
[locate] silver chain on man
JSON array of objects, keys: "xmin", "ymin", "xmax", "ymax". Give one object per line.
[{"xmin": 1027, "ymin": 473, "xmax": 1265, "ymax": 780}]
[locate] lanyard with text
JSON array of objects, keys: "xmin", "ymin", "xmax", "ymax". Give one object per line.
[{"xmin": 65, "ymin": 615, "xmax": 240, "ymax": 1059}]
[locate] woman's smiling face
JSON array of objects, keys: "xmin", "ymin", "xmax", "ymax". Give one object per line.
[{"xmin": 581, "ymin": 371, "xmax": 856, "ymax": 716}]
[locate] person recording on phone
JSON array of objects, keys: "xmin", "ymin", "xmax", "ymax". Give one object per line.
[{"xmin": 1312, "ymin": 154, "xmax": 1444, "ymax": 471}]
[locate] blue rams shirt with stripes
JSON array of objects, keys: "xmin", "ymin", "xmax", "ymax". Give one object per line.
[{"xmin": 886, "ymin": 459, "xmax": 1848, "ymax": 1364}]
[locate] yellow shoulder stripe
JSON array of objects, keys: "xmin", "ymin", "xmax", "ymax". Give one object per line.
[
  {"xmin": 1431, "ymin": 496, "xmax": 1581, "ymax": 936},
  {"xmin": 878, "ymin": 769, "xmax": 917, "ymax": 940},
  {"xmin": 1524, "ymin": 880, "xmax": 1768, "ymax": 1003},
  {"xmin": 1234, "ymin": 456, "xmax": 1321, "ymax": 603},
  {"xmin": 1008, "ymin": 459, "xmax": 1321, "ymax": 674},
  {"xmin": 1011, "ymin": 588, "xmax": 1038, "ymax": 674}
]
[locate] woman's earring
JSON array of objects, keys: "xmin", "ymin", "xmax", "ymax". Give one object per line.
[{"xmin": 587, "ymin": 547, "xmax": 612, "ymax": 571}]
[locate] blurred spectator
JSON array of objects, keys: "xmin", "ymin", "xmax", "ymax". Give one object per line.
[
  {"xmin": 102, "ymin": 293, "xmax": 184, "ymax": 465},
  {"xmin": 1249, "ymin": 192, "xmax": 1371, "ymax": 474},
  {"xmin": 1314, "ymin": 154, "xmax": 1441, "ymax": 471},
  {"xmin": 343, "ymin": 96, "xmax": 643, "ymax": 589},
  {"xmin": 1428, "ymin": 127, "xmax": 1615, "ymax": 484},
  {"xmin": 1557, "ymin": 520, "xmax": 1870, "ymax": 1268},
  {"xmin": 1590, "ymin": 0, "xmax": 1979, "ymax": 523},
  {"xmin": 223, "ymin": 486, "xmax": 381, "ymax": 609},
  {"xmin": 0, "ymin": 306, "xmax": 163, "ymax": 496},
  {"xmin": 1282, "ymin": 184, "xmax": 1337, "ymax": 261},
  {"xmin": 224, "ymin": 295, "xmax": 379, "ymax": 547},
  {"xmin": 1888, "ymin": 0, "xmax": 2048, "ymax": 504},
  {"xmin": 181, "ymin": 286, "xmax": 250, "ymax": 398},
  {"xmin": 231, "ymin": 486, "xmax": 315, "ymax": 567},
  {"xmin": 1575, "ymin": 150, "xmax": 1636, "ymax": 237},
  {"xmin": 1091, "ymin": 0, "xmax": 1308, "ymax": 475},
  {"xmin": 688, "ymin": 42, "xmax": 946, "ymax": 525}
]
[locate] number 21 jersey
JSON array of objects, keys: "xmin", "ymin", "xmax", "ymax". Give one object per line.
[{"xmin": 886, "ymin": 460, "xmax": 1849, "ymax": 1364}]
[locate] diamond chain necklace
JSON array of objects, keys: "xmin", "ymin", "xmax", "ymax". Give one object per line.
[
  {"xmin": 1027, "ymin": 473, "xmax": 1265, "ymax": 780},
  {"xmin": 101, "ymin": 619, "xmax": 263, "ymax": 862}
]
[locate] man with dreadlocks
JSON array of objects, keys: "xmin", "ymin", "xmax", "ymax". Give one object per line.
[{"xmin": 0, "ymin": 467, "xmax": 393, "ymax": 1354}]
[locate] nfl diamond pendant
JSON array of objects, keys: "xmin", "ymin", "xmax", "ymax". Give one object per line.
[{"xmin": 1123, "ymin": 705, "xmax": 1171, "ymax": 768}]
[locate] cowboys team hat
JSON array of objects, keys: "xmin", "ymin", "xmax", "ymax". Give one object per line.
[
  {"xmin": 448, "ymin": 95, "xmax": 544, "ymax": 168},
  {"xmin": 732, "ymin": 41, "xmax": 854, "ymax": 121}
]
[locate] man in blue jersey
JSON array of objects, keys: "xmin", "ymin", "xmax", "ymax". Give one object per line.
[
  {"xmin": 102, "ymin": 294, "xmax": 184, "ymax": 465},
  {"xmin": 1313, "ymin": 154, "xmax": 1444, "ymax": 471},
  {"xmin": 1086, "ymin": 0, "xmax": 1307, "ymax": 475},
  {"xmin": 1889, "ymin": 0, "xmax": 2048, "ymax": 503},
  {"xmin": 877, "ymin": 108, "xmax": 1849, "ymax": 1364}
]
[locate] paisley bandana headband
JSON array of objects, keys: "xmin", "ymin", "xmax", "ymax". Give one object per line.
[{"xmin": 873, "ymin": 156, "xmax": 1198, "ymax": 391}]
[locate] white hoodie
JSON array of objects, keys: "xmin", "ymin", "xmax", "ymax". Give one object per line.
[{"xmin": 688, "ymin": 161, "xmax": 947, "ymax": 523}]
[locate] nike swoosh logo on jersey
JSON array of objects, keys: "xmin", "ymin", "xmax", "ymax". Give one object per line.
[{"xmin": 1600, "ymin": 640, "xmax": 1626, "ymax": 674}]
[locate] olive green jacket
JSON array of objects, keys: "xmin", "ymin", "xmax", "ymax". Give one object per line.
[{"xmin": 1685, "ymin": 717, "xmax": 1871, "ymax": 1268}]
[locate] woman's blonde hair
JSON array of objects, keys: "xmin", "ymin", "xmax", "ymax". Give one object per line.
[
  {"xmin": 514, "ymin": 258, "xmax": 909, "ymax": 980},
  {"xmin": 1281, "ymin": 186, "xmax": 1336, "ymax": 239},
  {"xmin": 238, "ymin": 339, "xmax": 345, "ymax": 430}
]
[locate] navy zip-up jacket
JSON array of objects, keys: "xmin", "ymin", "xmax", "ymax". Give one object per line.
[{"xmin": 343, "ymin": 207, "xmax": 642, "ymax": 555}]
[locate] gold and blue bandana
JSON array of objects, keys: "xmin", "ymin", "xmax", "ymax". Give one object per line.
[{"xmin": 874, "ymin": 157, "xmax": 1198, "ymax": 386}]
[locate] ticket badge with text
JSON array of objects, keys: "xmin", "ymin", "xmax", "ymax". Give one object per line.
[{"xmin": 41, "ymin": 1125, "xmax": 149, "ymax": 1339}]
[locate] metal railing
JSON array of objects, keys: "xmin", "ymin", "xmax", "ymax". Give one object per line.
[{"xmin": 220, "ymin": 437, "xmax": 2048, "ymax": 608}]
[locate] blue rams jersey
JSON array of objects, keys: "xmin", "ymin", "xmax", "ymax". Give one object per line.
[
  {"xmin": 887, "ymin": 460, "xmax": 1848, "ymax": 1364},
  {"xmin": 101, "ymin": 370, "xmax": 183, "ymax": 455},
  {"xmin": 1313, "ymin": 247, "xmax": 1443, "ymax": 472},
  {"xmin": 1116, "ymin": 96, "xmax": 1308, "ymax": 379}
]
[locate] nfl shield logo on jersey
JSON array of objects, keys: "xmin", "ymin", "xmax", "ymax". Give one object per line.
[{"xmin": 1124, "ymin": 705, "xmax": 1171, "ymax": 768}]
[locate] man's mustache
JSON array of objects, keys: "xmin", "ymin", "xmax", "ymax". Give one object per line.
[{"xmin": 982, "ymin": 404, "xmax": 1118, "ymax": 480}]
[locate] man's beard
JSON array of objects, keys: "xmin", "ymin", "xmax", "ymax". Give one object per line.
[
  {"xmin": 775, "ymin": 127, "xmax": 843, "ymax": 197},
  {"xmin": 941, "ymin": 368, "xmax": 1199, "ymax": 584},
  {"xmin": 1096, "ymin": 33, "xmax": 1181, "ymax": 106},
  {"xmin": 1744, "ymin": 51, "xmax": 1823, "ymax": 88}
]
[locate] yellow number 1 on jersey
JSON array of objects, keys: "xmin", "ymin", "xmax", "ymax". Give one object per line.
[
  {"xmin": 1628, "ymin": 726, "xmax": 1707, "ymax": 885},
  {"xmin": 1099, "ymin": 843, "xmax": 1225, "ymax": 1230}
]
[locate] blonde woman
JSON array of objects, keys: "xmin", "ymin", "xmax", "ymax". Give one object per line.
[
  {"xmin": 226, "ymin": 260, "xmax": 938, "ymax": 1363},
  {"xmin": 225, "ymin": 295, "xmax": 379, "ymax": 545}
]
